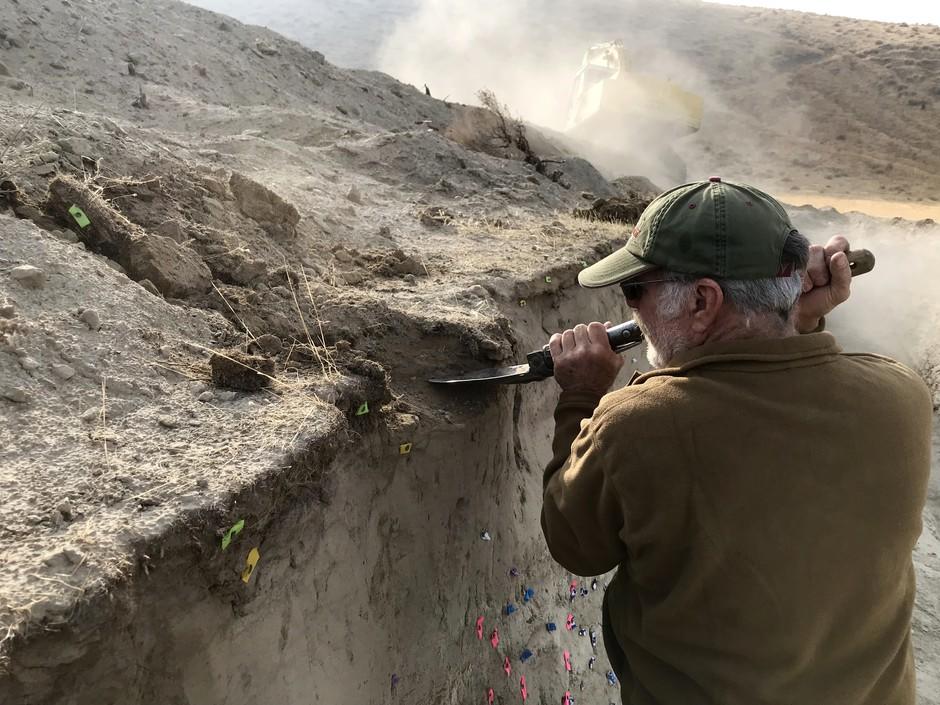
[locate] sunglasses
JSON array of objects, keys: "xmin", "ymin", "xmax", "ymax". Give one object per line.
[{"xmin": 619, "ymin": 278, "xmax": 674, "ymax": 302}]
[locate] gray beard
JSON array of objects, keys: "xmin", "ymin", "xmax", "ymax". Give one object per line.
[{"xmin": 635, "ymin": 312, "xmax": 694, "ymax": 369}]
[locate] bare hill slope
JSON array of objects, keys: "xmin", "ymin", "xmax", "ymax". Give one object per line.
[{"xmin": 194, "ymin": 0, "xmax": 940, "ymax": 202}]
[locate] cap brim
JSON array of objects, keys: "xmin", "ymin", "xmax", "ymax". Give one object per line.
[{"xmin": 578, "ymin": 247, "xmax": 657, "ymax": 288}]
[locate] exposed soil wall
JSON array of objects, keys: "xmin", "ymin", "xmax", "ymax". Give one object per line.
[{"xmin": 1, "ymin": 285, "xmax": 637, "ymax": 705}]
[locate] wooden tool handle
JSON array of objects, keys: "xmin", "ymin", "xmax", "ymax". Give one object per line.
[{"xmin": 847, "ymin": 248, "xmax": 875, "ymax": 277}]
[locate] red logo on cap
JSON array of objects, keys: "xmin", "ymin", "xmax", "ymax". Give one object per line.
[{"xmin": 631, "ymin": 226, "xmax": 640, "ymax": 238}]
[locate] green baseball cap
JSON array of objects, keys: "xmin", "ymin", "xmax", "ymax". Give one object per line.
[{"xmin": 578, "ymin": 178, "xmax": 798, "ymax": 288}]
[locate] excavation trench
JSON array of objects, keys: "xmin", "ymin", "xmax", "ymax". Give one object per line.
[{"xmin": 1, "ymin": 280, "xmax": 634, "ymax": 705}]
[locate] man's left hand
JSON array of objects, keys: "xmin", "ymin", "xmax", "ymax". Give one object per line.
[
  {"xmin": 794, "ymin": 235, "xmax": 852, "ymax": 333},
  {"xmin": 549, "ymin": 322, "xmax": 624, "ymax": 396}
]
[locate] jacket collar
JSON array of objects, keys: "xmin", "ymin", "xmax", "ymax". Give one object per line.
[{"xmin": 630, "ymin": 332, "xmax": 842, "ymax": 385}]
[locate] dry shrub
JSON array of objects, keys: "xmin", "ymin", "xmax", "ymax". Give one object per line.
[{"xmin": 444, "ymin": 106, "xmax": 517, "ymax": 159}]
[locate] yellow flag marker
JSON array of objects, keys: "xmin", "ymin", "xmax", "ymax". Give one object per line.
[
  {"xmin": 242, "ymin": 547, "xmax": 260, "ymax": 583},
  {"xmin": 399, "ymin": 442, "xmax": 412, "ymax": 455}
]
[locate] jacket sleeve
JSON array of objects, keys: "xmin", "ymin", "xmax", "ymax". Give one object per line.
[{"xmin": 541, "ymin": 390, "xmax": 630, "ymax": 576}]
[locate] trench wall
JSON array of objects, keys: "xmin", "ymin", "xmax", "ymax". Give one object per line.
[{"xmin": 2, "ymin": 285, "xmax": 637, "ymax": 705}]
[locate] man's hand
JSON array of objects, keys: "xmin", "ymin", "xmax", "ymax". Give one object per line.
[
  {"xmin": 549, "ymin": 321, "xmax": 624, "ymax": 395},
  {"xmin": 794, "ymin": 235, "xmax": 852, "ymax": 334}
]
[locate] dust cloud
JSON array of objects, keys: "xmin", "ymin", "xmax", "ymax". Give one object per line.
[
  {"xmin": 789, "ymin": 209, "xmax": 940, "ymax": 373},
  {"xmin": 375, "ymin": 0, "xmax": 719, "ymax": 186}
]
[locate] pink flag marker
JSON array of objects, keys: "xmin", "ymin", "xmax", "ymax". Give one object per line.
[
  {"xmin": 562, "ymin": 691, "xmax": 572, "ymax": 705},
  {"xmin": 476, "ymin": 616, "xmax": 485, "ymax": 640},
  {"xmin": 565, "ymin": 613, "xmax": 575, "ymax": 630},
  {"xmin": 503, "ymin": 655, "xmax": 512, "ymax": 676},
  {"xmin": 563, "ymin": 650, "xmax": 572, "ymax": 672},
  {"xmin": 487, "ymin": 687, "xmax": 495, "ymax": 704},
  {"xmin": 520, "ymin": 675, "xmax": 528, "ymax": 702},
  {"xmin": 490, "ymin": 627, "xmax": 500, "ymax": 649}
]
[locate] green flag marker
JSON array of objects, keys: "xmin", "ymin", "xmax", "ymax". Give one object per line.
[
  {"xmin": 221, "ymin": 519, "xmax": 245, "ymax": 550},
  {"xmin": 69, "ymin": 204, "xmax": 91, "ymax": 229},
  {"xmin": 356, "ymin": 402, "xmax": 369, "ymax": 416}
]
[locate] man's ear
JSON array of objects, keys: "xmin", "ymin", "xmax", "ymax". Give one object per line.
[{"xmin": 689, "ymin": 279, "xmax": 724, "ymax": 334}]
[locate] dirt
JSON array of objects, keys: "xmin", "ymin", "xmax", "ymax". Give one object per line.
[{"xmin": 0, "ymin": 0, "xmax": 939, "ymax": 703}]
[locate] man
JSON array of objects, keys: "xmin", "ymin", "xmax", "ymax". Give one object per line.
[{"xmin": 541, "ymin": 178, "xmax": 931, "ymax": 705}]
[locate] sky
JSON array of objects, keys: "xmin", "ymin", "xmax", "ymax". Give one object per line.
[{"xmin": 704, "ymin": 0, "xmax": 940, "ymax": 25}]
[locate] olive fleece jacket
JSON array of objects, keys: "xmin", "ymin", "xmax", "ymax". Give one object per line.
[{"xmin": 542, "ymin": 332, "xmax": 931, "ymax": 705}]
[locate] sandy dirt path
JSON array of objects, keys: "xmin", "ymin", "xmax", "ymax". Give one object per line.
[{"xmin": 780, "ymin": 194, "xmax": 940, "ymax": 222}]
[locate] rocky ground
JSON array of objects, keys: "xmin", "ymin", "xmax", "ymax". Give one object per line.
[{"xmin": 1, "ymin": 0, "xmax": 939, "ymax": 703}]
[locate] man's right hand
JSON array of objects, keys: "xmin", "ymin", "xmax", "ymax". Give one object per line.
[
  {"xmin": 794, "ymin": 235, "xmax": 852, "ymax": 333},
  {"xmin": 549, "ymin": 321, "xmax": 624, "ymax": 396}
]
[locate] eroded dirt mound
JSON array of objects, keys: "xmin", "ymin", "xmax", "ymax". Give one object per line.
[{"xmin": 573, "ymin": 195, "xmax": 651, "ymax": 224}]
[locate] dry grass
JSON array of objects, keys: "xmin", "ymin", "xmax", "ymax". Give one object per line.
[
  {"xmin": 283, "ymin": 263, "xmax": 339, "ymax": 378},
  {"xmin": 453, "ymin": 210, "xmax": 628, "ymax": 251}
]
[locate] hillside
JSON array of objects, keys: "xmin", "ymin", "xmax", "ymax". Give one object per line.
[{"xmin": 190, "ymin": 0, "xmax": 940, "ymax": 203}]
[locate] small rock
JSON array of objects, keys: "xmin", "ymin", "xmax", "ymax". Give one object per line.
[
  {"xmin": 196, "ymin": 477, "xmax": 209, "ymax": 489},
  {"xmin": 56, "ymin": 137, "xmax": 96, "ymax": 157},
  {"xmin": 80, "ymin": 408, "xmax": 99, "ymax": 423},
  {"xmin": 346, "ymin": 185, "xmax": 363, "ymax": 204},
  {"xmin": 42, "ymin": 546, "xmax": 84, "ymax": 570},
  {"xmin": 247, "ymin": 333, "xmax": 283, "ymax": 356},
  {"xmin": 255, "ymin": 40, "xmax": 280, "ymax": 56},
  {"xmin": 39, "ymin": 151, "xmax": 59, "ymax": 164},
  {"xmin": 51, "ymin": 364, "xmax": 76, "ymax": 380},
  {"xmin": 158, "ymin": 345, "xmax": 171, "ymax": 358},
  {"xmin": 0, "ymin": 76, "xmax": 31, "ymax": 92},
  {"xmin": 210, "ymin": 352, "xmax": 274, "ymax": 391},
  {"xmin": 11, "ymin": 265, "xmax": 45, "ymax": 289},
  {"xmin": 157, "ymin": 415, "xmax": 180, "ymax": 429},
  {"xmin": 19, "ymin": 356, "xmax": 40, "ymax": 371},
  {"xmin": 418, "ymin": 206, "xmax": 455, "ymax": 227},
  {"xmin": 191, "ymin": 382, "xmax": 208, "ymax": 396},
  {"xmin": 57, "ymin": 499, "xmax": 73, "ymax": 520},
  {"xmin": 79, "ymin": 309, "xmax": 101, "ymax": 330},
  {"xmin": 2, "ymin": 387, "xmax": 30, "ymax": 404},
  {"xmin": 465, "ymin": 285, "xmax": 489, "ymax": 299},
  {"xmin": 156, "ymin": 220, "xmax": 185, "ymax": 241},
  {"xmin": 216, "ymin": 391, "xmax": 237, "ymax": 402},
  {"xmin": 197, "ymin": 390, "xmax": 215, "ymax": 402},
  {"xmin": 0, "ymin": 304, "xmax": 14, "ymax": 318}
]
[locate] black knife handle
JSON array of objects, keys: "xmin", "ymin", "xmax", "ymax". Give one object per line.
[
  {"xmin": 525, "ymin": 320, "xmax": 645, "ymax": 380},
  {"xmin": 607, "ymin": 320, "xmax": 643, "ymax": 352}
]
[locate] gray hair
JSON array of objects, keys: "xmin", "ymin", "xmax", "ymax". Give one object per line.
[{"xmin": 658, "ymin": 230, "xmax": 811, "ymax": 322}]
